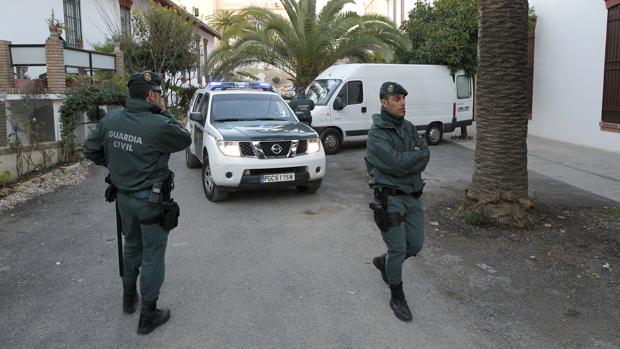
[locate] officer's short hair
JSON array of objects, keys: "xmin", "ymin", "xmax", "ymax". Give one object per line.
[{"xmin": 128, "ymin": 84, "xmax": 152, "ymax": 99}]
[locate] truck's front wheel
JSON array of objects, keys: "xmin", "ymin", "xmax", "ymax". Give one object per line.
[{"xmin": 202, "ymin": 153, "xmax": 229, "ymax": 202}]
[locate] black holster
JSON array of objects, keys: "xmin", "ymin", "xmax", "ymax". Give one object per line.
[
  {"xmin": 369, "ymin": 189, "xmax": 403, "ymax": 232},
  {"xmin": 142, "ymin": 171, "xmax": 180, "ymax": 230},
  {"xmin": 104, "ymin": 174, "xmax": 117, "ymax": 202},
  {"xmin": 161, "ymin": 199, "xmax": 180, "ymax": 230}
]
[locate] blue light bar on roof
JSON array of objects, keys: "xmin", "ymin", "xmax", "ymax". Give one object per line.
[{"xmin": 206, "ymin": 81, "xmax": 272, "ymax": 91}]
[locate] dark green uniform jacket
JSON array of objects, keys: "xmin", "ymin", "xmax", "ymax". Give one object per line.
[
  {"xmin": 288, "ymin": 96, "xmax": 315, "ymax": 123},
  {"xmin": 83, "ymin": 98, "xmax": 191, "ymax": 192},
  {"xmin": 365, "ymin": 109, "xmax": 430, "ymax": 193}
]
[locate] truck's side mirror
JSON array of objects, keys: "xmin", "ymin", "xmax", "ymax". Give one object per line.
[
  {"xmin": 190, "ymin": 112, "xmax": 204, "ymax": 123},
  {"xmin": 333, "ymin": 97, "xmax": 345, "ymax": 111}
]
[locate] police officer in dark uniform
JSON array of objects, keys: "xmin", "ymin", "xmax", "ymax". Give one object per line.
[
  {"xmin": 365, "ymin": 82, "xmax": 430, "ymax": 322},
  {"xmin": 83, "ymin": 72, "xmax": 191, "ymax": 334},
  {"xmin": 288, "ymin": 87, "xmax": 315, "ymax": 126}
]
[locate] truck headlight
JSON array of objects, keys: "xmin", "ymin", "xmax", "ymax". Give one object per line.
[
  {"xmin": 217, "ymin": 140, "xmax": 241, "ymax": 157},
  {"xmin": 307, "ymin": 138, "xmax": 321, "ymax": 153}
]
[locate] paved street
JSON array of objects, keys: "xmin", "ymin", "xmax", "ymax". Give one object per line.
[{"xmin": 1, "ymin": 140, "xmax": 618, "ymax": 349}]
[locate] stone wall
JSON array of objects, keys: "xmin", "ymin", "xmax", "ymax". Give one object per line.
[
  {"xmin": 0, "ymin": 40, "xmax": 13, "ymax": 91},
  {"xmin": 0, "ymin": 142, "xmax": 62, "ymax": 180}
]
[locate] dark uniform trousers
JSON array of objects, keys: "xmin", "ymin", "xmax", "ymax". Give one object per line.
[
  {"xmin": 381, "ymin": 194, "xmax": 424, "ymax": 286},
  {"xmin": 117, "ymin": 190, "xmax": 169, "ymax": 303}
]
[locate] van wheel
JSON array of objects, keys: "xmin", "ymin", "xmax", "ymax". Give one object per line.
[
  {"xmin": 186, "ymin": 147, "xmax": 201, "ymax": 168},
  {"xmin": 296, "ymin": 180, "xmax": 322, "ymax": 194},
  {"xmin": 320, "ymin": 128, "xmax": 342, "ymax": 155},
  {"xmin": 426, "ymin": 124, "xmax": 443, "ymax": 146},
  {"xmin": 202, "ymin": 153, "xmax": 228, "ymax": 202}
]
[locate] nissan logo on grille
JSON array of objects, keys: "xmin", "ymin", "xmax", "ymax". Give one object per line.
[{"xmin": 271, "ymin": 144, "xmax": 283, "ymax": 155}]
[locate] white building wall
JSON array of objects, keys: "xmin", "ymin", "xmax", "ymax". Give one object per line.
[
  {"xmin": 80, "ymin": 0, "xmax": 121, "ymax": 49},
  {"xmin": 384, "ymin": 0, "xmax": 415, "ymax": 27},
  {"xmin": 174, "ymin": 0, "xmax": 215, "ymax": 18},
  {"xmin": 529, "ymin": 0, "xmax": 619, "ymax": 152}
]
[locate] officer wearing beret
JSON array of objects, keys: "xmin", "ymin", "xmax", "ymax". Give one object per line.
[
  {"xmin": 288, "ymin": 87, "xmax": 314, "ymax": 126},
  {"xmin": 83, "ymin": 72, "xmax": 191, "ymax": 334},
  {"xmin": 365, "ymin": 82, "xmax": 430, "ymax": 322}
]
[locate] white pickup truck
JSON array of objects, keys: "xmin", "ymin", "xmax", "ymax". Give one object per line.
[{"xmin": 185, "ymin": 82, "xmax": 326, "ymax": 202}]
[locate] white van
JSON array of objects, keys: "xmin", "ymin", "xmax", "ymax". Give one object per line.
[{"xmin": 307, "ymin": 64, "xmax": 474, "ymax": 154}]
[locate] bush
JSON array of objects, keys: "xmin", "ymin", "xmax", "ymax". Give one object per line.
[
  {"xmin": 464, "ymin": 211, "xmax": 483, "ymax": 226},
  {"xmin": 59, "ymin": 77, "xmax": 127, "ymax": 161},
  {"xmin": 0, "ymin": 170, "xmax": 12, "ymax": 184}
]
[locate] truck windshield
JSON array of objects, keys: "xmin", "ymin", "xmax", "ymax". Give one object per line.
[
  {"xmin": 308, "ymin": 79, "xmax": 342, "ymax": 106},
  {"xmin": 210, "ymin": 94, "xmax": 297, "ymax": 122}
]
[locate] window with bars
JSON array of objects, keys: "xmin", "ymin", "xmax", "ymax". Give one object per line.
[
  {"xmin": 63, "ymin": 0, "xmax": 82, "ymax": 48},
  {"xmin": 602, "ymin": 4, "xmax": 620, "ymax": 131}
]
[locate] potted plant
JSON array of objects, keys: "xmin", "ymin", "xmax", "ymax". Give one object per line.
[
  {"xmin": 47, "ymin": 9, "xmax": 63, "ymax": 36},
  {"xmin": 66, "ymin": 73, "xmax": 91, "ymax": 88}
]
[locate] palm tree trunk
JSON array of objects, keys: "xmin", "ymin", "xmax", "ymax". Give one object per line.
[{"xmin": 466, "ymin": 0, "xmax": 534, "ymax": 227}]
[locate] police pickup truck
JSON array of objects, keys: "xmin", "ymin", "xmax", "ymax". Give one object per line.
[{"xmin": 185, "ymin": 82, "xmax": 326, "ymax": 202}]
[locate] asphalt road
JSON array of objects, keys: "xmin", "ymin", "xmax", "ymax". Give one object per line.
[{"xmin": 0, "ymin": 141, "xmax": 617, "ymax": 349}]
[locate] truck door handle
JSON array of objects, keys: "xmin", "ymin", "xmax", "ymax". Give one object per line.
[{"xmin": 361, "ymin": 107, "xmax": 367, "ymax": 113}]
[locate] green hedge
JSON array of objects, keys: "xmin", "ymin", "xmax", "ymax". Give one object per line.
[{"xmin": 59, "ymin": 78, "xmax": 127, "ymax": 161}]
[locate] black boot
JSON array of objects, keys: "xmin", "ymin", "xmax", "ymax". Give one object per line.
[
  {"xmin": 137, "ymin": 300, "xmax": 170, "ymax": 335},
  {"xmin": 389, "ymin": 283, "xmax": 412, "ymax": 322},
  {"xmin": 123, "ymin": 287, "xmax": 138, "ymax": 314},
  {"xmin": 372, "ymin": 254, "xmax": 388, "ymax": 285}
]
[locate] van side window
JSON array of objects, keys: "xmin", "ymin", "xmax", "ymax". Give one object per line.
[
  {"xmin": 347, "ymin": 81, "xmax": 363, "ymax": 105},
  {"xmin": 192, "ymin": 93, "xmax": 204, "ymax": 112},
  {"xmin": 456, "ymin": 76, "xmax": 471, "ymax": 99},
  {"xmin": 337, "ymin": 84, "xmax": 347, "ymax": 104}
]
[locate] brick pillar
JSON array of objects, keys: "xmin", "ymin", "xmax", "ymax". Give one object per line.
[
  {"xmin": 114, "ymin": 42, "xmax": 124, "ymax": 77},
  {"xmin": 45, "ymin": 32, "xmax": 66, "ymax": 94},
  {"xmin": 0, "ymin": 40, "xmax": 13, "ymax": 92}
]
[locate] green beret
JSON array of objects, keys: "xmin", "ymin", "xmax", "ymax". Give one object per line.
[
  {"xmin": 127, "ymin": 72, "xmax": 162, "ymax": 88},
  {"xmin": 380, "ymin": 82, "xmax": 408, "ymax": 97}
]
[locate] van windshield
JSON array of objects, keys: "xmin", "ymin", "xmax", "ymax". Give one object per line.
[{"xmin": 308, "ymin": 79, "xmax": 342, "ymax": 106}]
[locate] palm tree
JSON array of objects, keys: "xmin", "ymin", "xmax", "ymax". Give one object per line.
[
  {"xmin": 204, "ymin": 0, "xmax": 406, "ymax": 87},
  {"xmin": 466, "ymin": 0, "xmax": 534, "ymax": 227},
  {"xmin": 205, "ymin": 9, "xmax": 250, "ymax": 48}
]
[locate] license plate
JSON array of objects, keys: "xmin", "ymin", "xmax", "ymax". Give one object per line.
[{"xmin": 260, "ymin": 173, "xmax": 295, "ymax": 183}]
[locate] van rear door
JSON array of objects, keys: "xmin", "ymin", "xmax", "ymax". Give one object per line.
[
  {"xmin": 455, "ymin": 74, "xmax": 473, "ymax": 121},
  {"xmin": 332, "ymin": 80, "xmax": 368, "ymax": 138}
]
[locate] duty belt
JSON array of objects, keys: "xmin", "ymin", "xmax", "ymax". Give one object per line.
[
  {"xmin": 374, "ymin": 187, "xmax": 423, "ymax": 198},
  {"xmin": 117, "ymin": 188, "xmax": 151, "ymax": 199}
]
